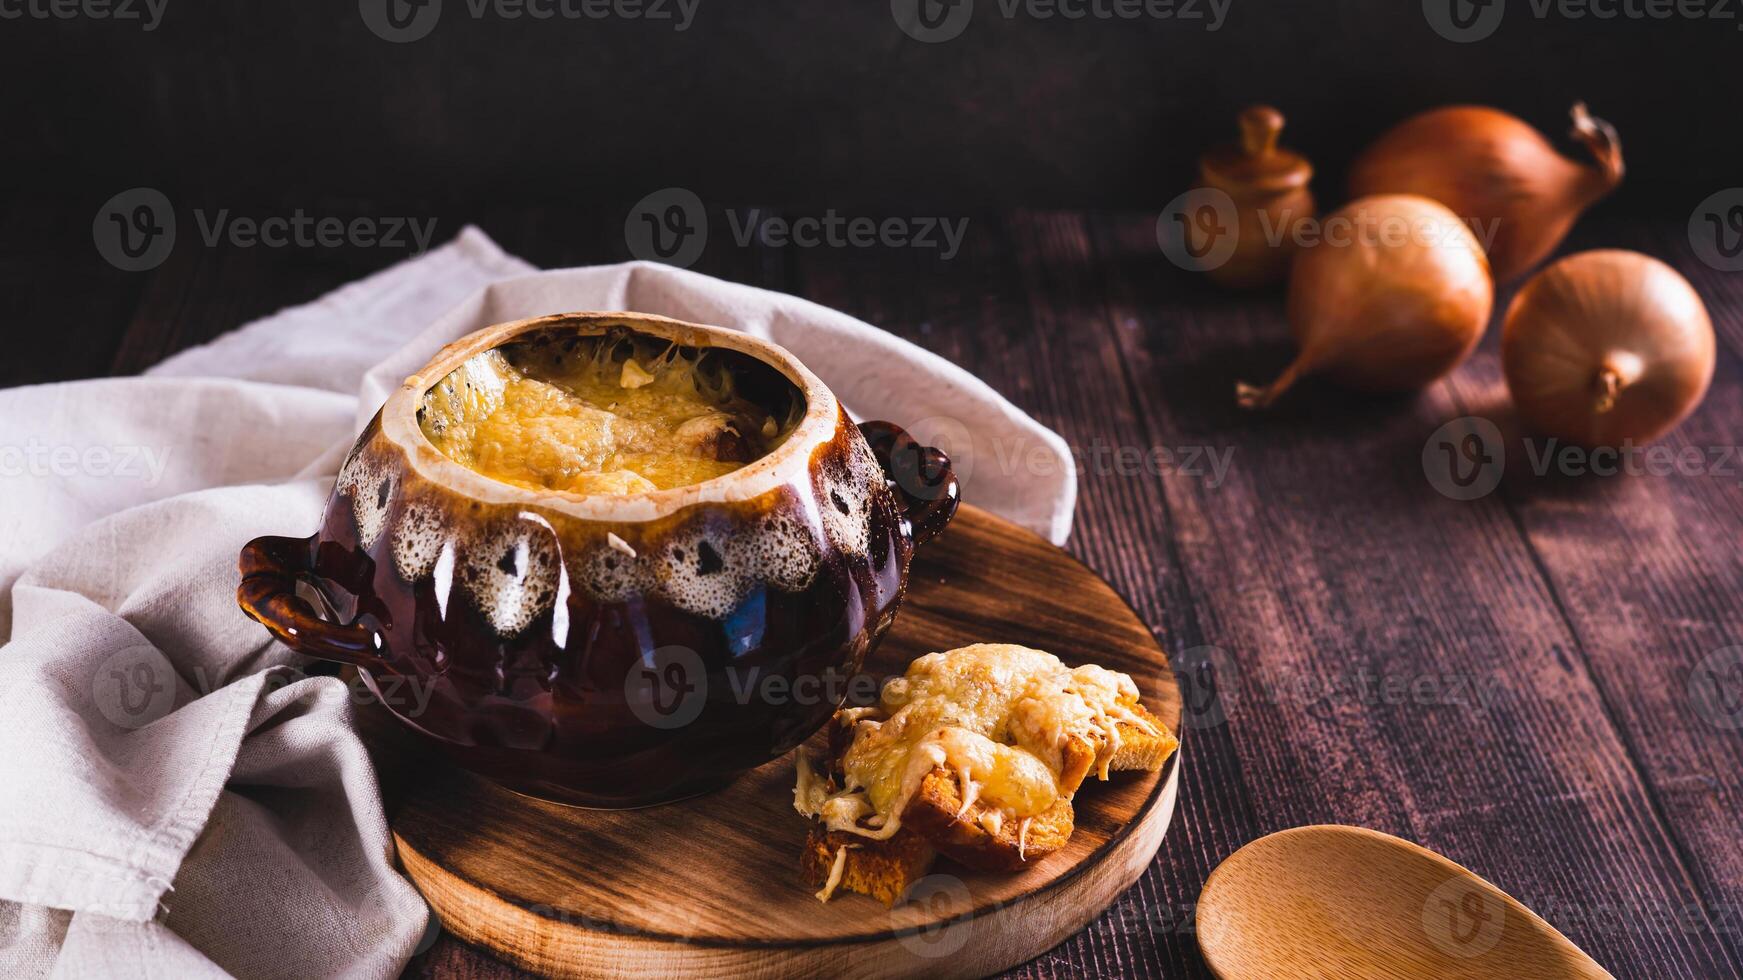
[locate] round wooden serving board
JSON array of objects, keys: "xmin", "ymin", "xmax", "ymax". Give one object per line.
[{"xmin": 368, "ymin": 505, "xmax": 1182, "ymax": 979}]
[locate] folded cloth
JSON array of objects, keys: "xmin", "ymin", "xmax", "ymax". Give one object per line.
[{"xmin": 0, "ymin": 228, "xmax": 1075, "ymax": 978}]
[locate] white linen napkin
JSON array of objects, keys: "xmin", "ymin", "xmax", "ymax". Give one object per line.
[{"xmin": 0, "ymin": 227, "xmax": 1076, "ymax": 978}]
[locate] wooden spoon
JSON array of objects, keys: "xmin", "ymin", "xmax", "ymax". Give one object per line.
[{"xmin": 1197, "ymin": 825, "xmax": 1613, "ymax": 980}]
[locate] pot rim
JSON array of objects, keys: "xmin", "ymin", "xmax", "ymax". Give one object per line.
[{"xmin": 380, "ymin": 311, "xmax": 841, "ymax": 522}]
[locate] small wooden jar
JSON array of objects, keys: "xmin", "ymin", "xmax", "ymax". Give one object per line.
[{"xmin": 1198, "ymin": 106, "xmax": 1315, "ymax": 289}]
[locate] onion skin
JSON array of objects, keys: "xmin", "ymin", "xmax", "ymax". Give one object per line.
[
  {"xmin": 1502, "ymin": 250, "xmax": 1714, "ymax": 448},
  {"xmin": 1349, "ymin": 103, "xmax": 1623, "ymax": 283},
  {"xmin": 1237, "ymin": 195, "xmax": 1493, "ymax": 408}
]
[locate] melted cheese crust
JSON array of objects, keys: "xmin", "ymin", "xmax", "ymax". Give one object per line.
[
  {"xmin": 420, "ymin": 343, "xmax": 793, "ymax": 494},
  {"xmin": 795, "ymin": 643, "xmax": 1159, "ymax": 840}
]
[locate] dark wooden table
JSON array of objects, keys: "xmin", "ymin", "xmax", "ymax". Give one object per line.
[{"xmin": 10, "ymin": 201, "xmax": 1741, "ymax": 979}]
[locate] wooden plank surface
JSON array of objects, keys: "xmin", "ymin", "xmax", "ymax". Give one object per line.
[
  {"xmin": 1438, "ymin": 218, "xmax": 1743, "ymax": 974},
  {"xmin": 377, "ymin": 504, "xmax": 1182, "ymax": 978},
  {"xmin": 7, "ymin": 201, "xmax": 1741, "ymax": 979},
  {"xmin": 1079, "ymin": 210, "xmax": 1743, "ymax": 980}
]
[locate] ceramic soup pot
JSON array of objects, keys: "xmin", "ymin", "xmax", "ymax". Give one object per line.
[{"xmin": 237, "ymin": 312, "xmax": 959, "ymax": 807}]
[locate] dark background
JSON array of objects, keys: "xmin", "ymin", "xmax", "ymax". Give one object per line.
[
  {"xmin": 8, "ymin": 0, "xmax": 1735, "ymax": 386},
  {"xmin": 2, "ymin": 0, "xmax": 1734, "ymax": 211}
]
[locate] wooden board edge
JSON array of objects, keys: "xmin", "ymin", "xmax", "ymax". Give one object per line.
[{"xmin": 395, "ymin": 756, "xmax": 1180, "ymax": 979}]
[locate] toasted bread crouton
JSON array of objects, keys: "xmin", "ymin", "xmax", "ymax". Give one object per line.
[
  {"xmin": 1052, "ymin": 704, "xmax": 1178, "ymax": 794},
  {"xmin": 1056, "ymin": 735, "xmax": 1100, "ymax": 796},
  {"xmin": 1106, "ymin": 703, "xmax": 1178, "ymax": 774},
  {"xmin": 797, "ymin": 644, "xmax": 1180, "ymax": 904},
  {"xmin": 900, "ymin": 767, "xmax": 1075, "ymax": 872},
  {"xmin": 801, "ymin": 825, "xmax": 936, "ymax": 906}
]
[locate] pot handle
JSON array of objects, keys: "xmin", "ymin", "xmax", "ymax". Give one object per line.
[
  {"xmin": 858, "ymin": 421, "xmax": 961, "ymax": 546},
  {"xmin": 236, "ymin": 534, "xmax": 383, "ymax": 667}
]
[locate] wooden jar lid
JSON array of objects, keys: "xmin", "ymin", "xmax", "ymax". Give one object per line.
[{"xmin": 1200, "ymin": 105, "xmax": 1312, "ymax": 196}]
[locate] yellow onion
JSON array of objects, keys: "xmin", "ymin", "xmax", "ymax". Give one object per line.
[
  {"xmin": 1502, "ymin": 250, "xmax": 1714, "ymax": 447},
  {"xmin": 1349, "ymin": 103, "xmax": 1623, "ymax": 282},
  {"xmin": 1237, "ymin": 195, "xmax": 1493, "ymax": 408}
]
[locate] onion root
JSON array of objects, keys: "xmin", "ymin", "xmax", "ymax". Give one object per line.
[
  {"xmin": 1235, "ymin": 360, "xmax": 1308, "ymax": 410},
  {"xmin": 1568, "ymin": 103, "xmax": 1625, "ymax": 189},
  {"xmin": 1593, "ymin": 351, "xmax": 1644, "ymax": 414}
]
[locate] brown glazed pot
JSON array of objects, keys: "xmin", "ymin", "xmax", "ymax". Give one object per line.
[{"xmin": 236, "ymin": 312, "xmax": 959, "ymax": 807}]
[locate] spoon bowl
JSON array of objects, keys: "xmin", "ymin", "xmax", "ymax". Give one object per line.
[{"xmin": 1197, "ymin": 824, "xmax": 1613, "ymax": 980}]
